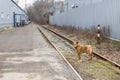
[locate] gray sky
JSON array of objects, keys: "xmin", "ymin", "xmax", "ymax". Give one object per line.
[
  {"xmin": 17, "ymin": 0, "xmax": 37, "ymax": 9},
  {"xmin": 17, "ymin": 0, "xmax": 65, "ymax": 9}
]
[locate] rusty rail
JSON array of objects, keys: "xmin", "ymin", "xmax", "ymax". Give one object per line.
[
  {"xmin": 42, "ymin": 25, "xmax": 120, "ymax": 69},
  {"xmin": 42, "ymin": 25, "xmax": 73, "ymax": 44}
]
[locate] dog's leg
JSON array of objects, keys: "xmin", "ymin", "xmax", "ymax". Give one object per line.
[
  {"xmin": 88, "ymin": 51, "xmax": 92, "ymax": 61},
  {"xmin": 88, "ymin": 53, "xmax": 92, "ymax": 61},
  {"xmin": 87, "ymin": 47, "xmax": 92, "ymax": 61},
  {"xmin": 78, "ymin": 52, "xmax": 81, "ymax": 60}
]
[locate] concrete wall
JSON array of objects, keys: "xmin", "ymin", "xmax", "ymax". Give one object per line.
[
  {"xmin": 50, "ymin": 0, "xmax": 120, "ymax": 39},
  {"xmin": 0, "ymin": 0, "xmax": 27, "ymax": 28}
]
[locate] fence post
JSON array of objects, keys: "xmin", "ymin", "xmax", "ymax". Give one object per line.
[{"xmin": 97, "ymin": 25, "xmax": 101, "ymax": 44}]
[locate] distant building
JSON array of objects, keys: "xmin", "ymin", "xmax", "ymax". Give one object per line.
[{"xmin": 0, "ymin": 0, "xmax": 28, "ymax": 28}]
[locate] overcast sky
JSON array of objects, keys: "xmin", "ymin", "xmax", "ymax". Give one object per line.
[
  {"xmin": 17, "ymin": 0, "xmax": 37, "ymax": 9},
  {"xmin": 17, "ymin": 0, "xmax": 65, "ymax": 9}
]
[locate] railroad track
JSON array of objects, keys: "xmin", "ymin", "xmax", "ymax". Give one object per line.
[
  {"xmin": 42, "ymin": 25, "xmax": 120, "ymax": 69},
  {"xmin": 36, "ymin": 25, "xmax": 83, "ymax": 80}
]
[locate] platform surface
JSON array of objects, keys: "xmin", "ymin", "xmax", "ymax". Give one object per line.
[{"xmin": 0, "ymin": 24, "xmax": 81, "ymax": 80}]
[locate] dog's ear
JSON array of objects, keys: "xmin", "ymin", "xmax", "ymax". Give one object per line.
[
  {"xmin": 76, "ymin": 42, "xmax": 79, "ymax": 44},
  {"xmin": 72, "ymin": 42, "xmax": 74, "ymax": 45}
]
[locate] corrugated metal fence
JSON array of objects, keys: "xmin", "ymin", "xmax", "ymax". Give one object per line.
[{"xmin": 50, "ymin": 0, "xmax": 120, "ymax": 39}]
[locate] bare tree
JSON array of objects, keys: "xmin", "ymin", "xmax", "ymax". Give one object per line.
[
  {"xmin": 27, "ymin": 0, "xmax": 65, "ymax": 24},
  {"xmin": 27, "ymin": 0, "xmax": 54, "ymax": 24}
]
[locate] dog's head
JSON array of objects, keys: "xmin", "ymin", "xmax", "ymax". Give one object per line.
[{"xmin": 72, "ymin": 41, "xmax": 79, "ymax": 49}]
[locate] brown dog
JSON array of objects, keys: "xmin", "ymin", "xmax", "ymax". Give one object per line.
[{"xmin": 72, "ymin": 41, "xmax": 93, "ymax": 61}]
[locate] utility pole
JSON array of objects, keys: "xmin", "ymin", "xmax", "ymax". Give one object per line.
[{"xmin": 25, "ymin": 0, "xmax": 27, "ymax": 11}]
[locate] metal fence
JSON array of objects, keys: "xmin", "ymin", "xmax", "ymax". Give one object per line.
[{"xmin": 50, "ymin": 0, "xmax": 120, "ymax": 39}]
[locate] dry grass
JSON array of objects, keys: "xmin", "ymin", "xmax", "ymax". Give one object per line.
[{"xmin": 52, "ymin": 25, "xmax": 120, "ymax": 52}]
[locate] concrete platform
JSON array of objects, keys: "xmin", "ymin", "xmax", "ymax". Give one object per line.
[{"xmin": 0, "ymin": 24, "xmax": 81, "ymax": 80}]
